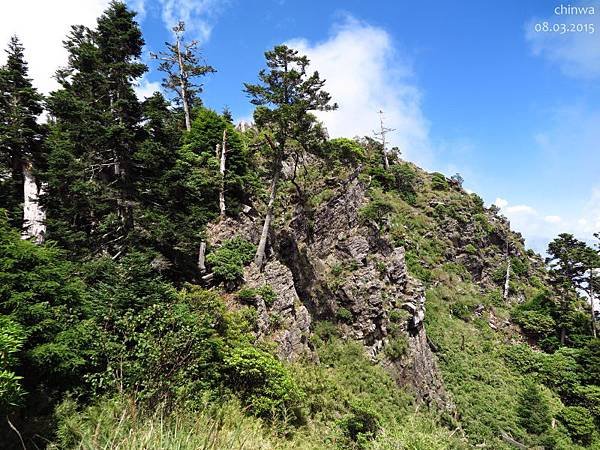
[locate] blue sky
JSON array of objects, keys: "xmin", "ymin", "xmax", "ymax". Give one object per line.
[{"xmin": 1, "ymin": 0, "xmax": 600, "ymax": 253}]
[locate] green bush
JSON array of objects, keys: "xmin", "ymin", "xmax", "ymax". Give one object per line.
[
  {"xmin": 464, "ymin": 244, "xmax": 478, "ymax": 255},
  {"xmin": 87, "ymin": 286, "xmax": 227, "ymax": 405},
  {"xmin": 339, "ymin": 401, "xmax": 382, "ymax": 446},
  {"xmin": 391, "ymin": 163, "xmax": 418, "ymax": 205},
  {"xmin": 323, "ymin": 138, "xmax": 366, "ymax": 165},
  {"xmin": 0, "ymin": 316, "xmax": 25, "ymax": 412},
  {"xmin": 237, "ymin": 287, "xmax": 257, "ymax": 302},
  {"xmin": 223, "ymin": 346, "xmax": 304, "ymax": 421},
  {"xmin": 558, "ymin": 406, "xmax": 595, "ymax": 445},
  {"xmin": 430, "ymin": 172, "xmax": 448, "ymax": 190},
  {"xmin": 206, "ymin": 237, "xmax": 256, "ymax": 283},
  {"xmin": 512, "ymin": 309, "xmax": 556, "ymax": 337},
  {"xmin": 257, "ymin": 284, "xmax": 277, "ymax": 307},
  {"xmin": 384, "ymin": 336, "xmax": 409, "ymax": 360},
  {"xmin": 517, "ymin": 380, "xmax": 551, "ymax": 435},
  {"xmin": 336, "ymin": 307, "xmax": 353, "ymax": 323},
  {"xmin": 359, "ymin": 198, "xmax": 396, "ymax": 225}
]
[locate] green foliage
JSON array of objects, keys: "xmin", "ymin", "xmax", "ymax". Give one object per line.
[
  {"xmin": 558, "ymin": 406, "xmax": 596, "ymax": 445},
  {"xmin": 430, "ymin": 173, "xmax": 448, "ymax": 191},
  {"xmin": 237, "ymin": 287, "xmax": 258, "ymax": 302},
  {"xmin": 322, "ymin": 138, "xmax": 366, "ymax": 166},
  {"xmin": 223, "ymin": 346, "xmax": 304, "ymax": 421},
  {"xmin": 206, "ymin": 237, "xmax": 256, "ymax": 283},
  {"xmin": 87, "ymin": 287, "xmax": 227, "ymax": 406},
  {"xmin": 517, "ymin": 380, "xmax": 551, "ymax": 435},
  {"xmin": 257, "ymin": 284, "xmax": 277, "ymax": 307},
  {"xmin": 336, "ymin": 307, "xmax": 353, "ymax": 323},
  {"xmin": 0, "ymin": 315, "xmax": 25, "ymax": 412},
  {"xmin": 464, "ymin": 243, "xmax": 477, "ymax": 255},
  {"xmin": 391, "ymin": 163, "xmax": 418, "ymax": 205},
  {"xmin": 359, "ymin": 197, "xmax": 396, "ymax": 225},
  {"xmin": 384, "ymin": 335, "xmax": 409, "ymax": 360},
  {"xmin": 339, "ymin": 401, "xmax": 382, "ymax": 446}
]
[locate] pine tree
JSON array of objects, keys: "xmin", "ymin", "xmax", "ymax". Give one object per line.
[
  {"xmin": 518, "ymin": 380, "xmax": 551, "ymax": 435},
  {"xmin": 0, "ymin": 36, "xmax": 45, "ymax": 237},
  {"xmin": 151, "ymin": 21, "xmax": 216, "ymax": 131},
  {"xmin": 44, "ymin": 1, "xmax": 146, "ymax": 256},
  {"xmin": 244, "ymin": 45, "xmax": 337, "ymax": 269},
  {"xmin": 546, "ymin": 234, "xmax": 591, "ymax": 344}
]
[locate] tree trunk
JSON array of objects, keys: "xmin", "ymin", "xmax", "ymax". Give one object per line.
[
  {"xmin": 590, "ymin": 268, "xmax": 597, "ymax": 338},
  {"xmin": 560, "ymin": 327, "xmax": 566, "ymax": 346},
  {"xmin": 383, "ymin": 149, "xmax": 390, "ymax": 171},
  {"xmin": 219, "ymin": 129, "xmax": 227, "ymax": 218},
  {"xmin": 198, "ymin": 241, "xmax": 206, "ymax": 272},
  {"xmin": 176, "ymin": 35, "xmax": 191, "ymax": 132},
  {"xmin": 21, "ymin": 161, "xmax": 46, "ymax": 244},
  {"xmin": 254, "ymin": 152, "xmax": 282, "ymax": 270},
  {"xmin": 503, "ymin": 257, "xmax": 511, "ymax": 300}
]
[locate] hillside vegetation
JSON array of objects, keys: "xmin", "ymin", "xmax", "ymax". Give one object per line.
[{"xmin": 1, "ymin": 2, "xmax": 599, "ymax": 449}]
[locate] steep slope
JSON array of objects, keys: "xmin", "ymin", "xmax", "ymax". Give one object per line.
[{"xmin": 199, "ymin": 140, "xmax": 575, "ymax": 448}]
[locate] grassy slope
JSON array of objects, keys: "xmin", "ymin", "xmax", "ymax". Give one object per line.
[{"xmin": 52, "ymin": 161, "xmax": 595, "ymax": 449}]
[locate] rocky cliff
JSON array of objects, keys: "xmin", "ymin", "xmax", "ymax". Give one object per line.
[{"xmin": 207, "ymin": 167, "xmax": 453, "ymax": 410}]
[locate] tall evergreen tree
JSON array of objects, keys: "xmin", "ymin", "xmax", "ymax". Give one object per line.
[
  {"xmin": 244, "ymin": 45, "xmax": 337, "ymax": 269},
  {"xmin": 44, "ymin": 1, "xmax": 146, "ymax": 257},
  {"xmin": 151, "ymin": 21, "xmax": 216, "ymax": 131},
  {"xmin": 546, "ymin": 233, "xmax": 592, "ymax": 344},
  {"xmin": 0, "ymin": 36, "xmax": 45, "ymax": 234}
]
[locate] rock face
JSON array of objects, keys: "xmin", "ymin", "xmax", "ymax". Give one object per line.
[{"xmin": 206, "ymin": 172, "xmax": 452, "ymax": 409}]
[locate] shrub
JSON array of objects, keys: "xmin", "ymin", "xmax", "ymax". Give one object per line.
[
  {"xmin": 391, "ymin": 163, "xmax": 418, "ymax": 204},
  {"xmin": 257, "ymin": 284, "xmax": 277, "ymax": 307},
  {"xmin": 384, "ymin": 335, "xmax": 409, "ymax": 360},
  {"xmin": 359, "ymin": 198, "xmax": 396, "ymax": 225},
  {"xmin": 206, "ymin": 237, "xmax": 256, "ymax": 283},
  {"xmin": 87, "ymin": 287, "xmax": 227, "ymax": 405},
  {"xmin": 237, "ymin": 287, "xmax": 257, "ymax": 302},
  {"xmin": 517, "ymin": 380, "xmax": 551, "ymax": 435},
  {"xmin": 431, "ymin": 172, "xmax": 448, "ymax": 190},
  {"xmin": 512, "ymin": 309, "xmax": 555, "ymax": 337},
  {"xmin": 464, "ymin": 244, "xmax": 478, "ymax": 255},
  {"xmin": 223, "ymin": 346, "xmax": 304, "ymax": 421},
  {"xmin": 558, "ymin": 406, "xmax": 595, "ymax": 445},
  {"xmin": 336, "ymin": 307, "xmax": 353, "ymax": 323},
  {"xmin": 0, "ymin": 316, "xmax": 25, "ymax": 413},
  {"xmin": 339, "ymin": 401, "xmax": 382, "ymax": 446},
  {"xmin": 511, "ymin": 257, "xmax": 529, "ymax": 277},
  {"xmin": 323, "ymin": 138, "xmax": 366, "ymax": 165}
]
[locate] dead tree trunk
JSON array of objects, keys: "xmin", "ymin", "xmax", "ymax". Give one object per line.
[
  {"xmin": 198, "ymin": 241, "xmax": 206, "ymax": 273},
  {"xmin": 503, "ymin": 242, "xmax": 511, "ymax": 300},
  {"xmin": 175, "ymin": 33, "xmax": 191, "ymax": 132},
  {"xmin": 590, "ymin": 267, "xmax": 597, "ymax": 338},
  {"xmin": 255, "ymin": 137, "xmax": 282, "ymax": 270},
  {"xmin": 219, "ymin": 129, "xmax": 227, "ymax": 218},
  {"xmin": 21, "ymin": 161, "xmax": 46, "ymax": 244}
]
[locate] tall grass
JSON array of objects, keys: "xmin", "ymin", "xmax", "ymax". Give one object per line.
[{"xmin": 51, "ymin": 397, "xmax": 320, "ymax": 450}]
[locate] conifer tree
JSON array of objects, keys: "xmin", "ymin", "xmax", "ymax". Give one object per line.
[
  {"xmin": 244, "ymin": 45, "xmax": 337, "ymax": 269},
  {"xmin": 151, "ymin": 21, "xmax": 216, "ymax": 131},
  {"xmin": 0, "ymin": 36, "xmax": 45, "ymax": 238},
  {"xmin": 44, "ymin": 1, "xmax": 146, "ymax": 256},
  {"xmin": 546, "ymin": 233, "xmax": 591, "ymax": 344},
  {"xmin": 518, "ymin": 380, "xmax": 551, "ymax": 435}
]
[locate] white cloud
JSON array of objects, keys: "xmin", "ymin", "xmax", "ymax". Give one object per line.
[
  {"xmin": 286, "ymin": 16, "xmax": 434, "ymax": 168},
  {"xmin": 525, "ymin": 1, "xmax": 600, "ymax": 79},
  {"xmin": 135, "ymin": 74, "xmax": 162, "ymax": 99},
  {"xmin": 494, "ymin": 198, "xmax": 509, "ymax": 209},
  {"xmin": 494, "ymin": 190, "xmax": 600, "ymax": 254},
  {"xmin": 157, "ymin": 0, "xmax": 226, "ymax": 43},
  {"xmin": 0, "ymin": 0, "xmax": 111, "ymax": 94},
  {"xmin": 544, "ymin": 215, "xmax": 562, "ymax": 224},
  {"xmin": 129, "ymin": 0, "xmax": 148, "ymax": 21}
]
